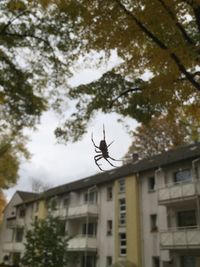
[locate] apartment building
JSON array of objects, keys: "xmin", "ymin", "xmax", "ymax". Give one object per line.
[
  {"xmin": 138, "ymin": 143, "xmax": 200, "ymax": 267},
  {"xmin": 0, "ymin": 142, "xmax": 200, "ymax": 267},
  {"xmin": 0, "ymin": 170, "xmax": 140, "ymax": 267}
]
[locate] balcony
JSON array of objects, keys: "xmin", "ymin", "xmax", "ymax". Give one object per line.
[
  {"xmin": 51, "ymin": 208, "xmax": 68, "ymax": 218},
  {"xmin": 6, "ymin": 218, "xmax": 25, "ymax": 228},
  {"xmin": 3, "ymin": 242, "xmax": 24, "ymax": 252},
  {"xmin": 68, "ymin": 235, "xmax": 97, "ymax": 251},
  {"xmin": 68, "ymin": 204, "xmax": 98, "ymax": 219},
  {"xmin": 158, "ymin": 180, "xmax": 200, "ymax": 205},
  {"xmin": 160, "ymin": 227, "xmax": 200, "ymax": 249}
]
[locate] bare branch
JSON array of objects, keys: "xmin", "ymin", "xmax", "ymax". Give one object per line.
[
  {"xmin": 109, "ymin": 87, "xmax": 141, "ymax": 108},
  {"xmin": 2, "ymin": 31, "xmax": 51, "ymax": 47},
  {"xmin": 1, "ymin": 9, "xmax": 30, "ymax": 34}
]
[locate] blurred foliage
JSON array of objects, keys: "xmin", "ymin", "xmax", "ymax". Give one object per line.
[
  {"xmin": 0, "ymin": 0, "xmax": 199, "ymax": 156},
  {"xmin": 0, "ymin": 0, "xmax": 79, "ymax": 187},
  {"xmin": 124, "ymin": 113, "xmax": 200, "ymax": 161},
  {"xmin": 50, "ymin": 0, "xmax": 200, "ymax": 142},
  {"xmin": 0, "ymin": 132, "xmax": 30, "ymax": 188},
  {"xmin": 0, "ymin": 190, "xmax": 6, "ymax": 222},
  {"xmin": 21, "ymin": 215, "xmax": 72, "ymax": 267}
]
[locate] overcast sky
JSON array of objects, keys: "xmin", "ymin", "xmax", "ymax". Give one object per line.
[{"xmin": 4, "ymin": 52, "xmax": 137, "ymax": 200}]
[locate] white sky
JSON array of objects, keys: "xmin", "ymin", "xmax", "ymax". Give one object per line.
[{"xmin": 4, "ymin": 51, "xmax": 137, "ymax": 200}]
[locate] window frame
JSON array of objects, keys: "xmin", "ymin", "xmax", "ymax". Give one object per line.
[
  {"xmin": 119, "ymin": 232, "xmax": 127, "ymax": 256},
  {"xmin": 148, "ymin": 176, "xmax": 155, "ymax": 192},
  {"xmin": 150, "ymin": 214, "xmax": 158, "ymax": 232},
  {"xmin": 177, "ymin": 210, "xmax": 197, "ymax": 228},
  {"xmin": 174, "ymin": 169, "xmax": 192, "ymax": 183},
  {"xmin": 107, "ymin": 220, "xmax": 113, "ymax": 236},
  {"xmin": 107, "ymin": 186, "xmax": 113, "ymax": 201},
  {"xmin": 118, "ymin": 178, "xmax": 125, "ymax": 193}
]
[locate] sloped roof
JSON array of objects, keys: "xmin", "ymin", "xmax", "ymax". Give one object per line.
[
  {"xmin": 17, "ymin": 191, "xmax": 39, "ymax": 201},
  {"xmin": 16, "ymin": 142, "xmax": 200, "ymax": 204}
]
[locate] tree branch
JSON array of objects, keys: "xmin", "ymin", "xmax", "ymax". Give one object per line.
[
  {"xmin": 158, "ymin": 0, "xmax": 195, "ymax": 45},
  {"xmin": 114, "ymin": 0, "xmax": 200, "ymax": 92},
  {"xmin": 2, "ymin": 31, "xmax": 51, "ymax": 47},
  {"xmin": 109, "ymin": 87, "xmax": 141, "ymax": 108},
  {"xmin": 1, "ymin": 9, "xmax": 30, "ymax": 34}
]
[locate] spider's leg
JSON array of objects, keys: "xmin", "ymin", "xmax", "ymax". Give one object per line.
[
  {"xmin": 104, "ymin": 157, "xmax": 119, "ymax": 168},
  {"xmin": 108, "ymin": 156, "xmax": 123, "ymax": 162},
  {"xmin": 107, "ymin": 140, "xmax": 114, "ymax": 148},
  {"xmin": 94, "ymin": 155, "xmax": 104, "ymax": 171},
  {"xmin": 91, "ymin": 133, "xmax": 100, "ymax": 149},
  {"xmin": 95, "ymin": 149, "xmax": 102, "ymax": 153},
  {"xmin": 103, "ymin": 124, "xmax": 105, "ymax": 140}
]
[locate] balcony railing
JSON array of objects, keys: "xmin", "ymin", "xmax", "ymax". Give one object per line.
[
  {"xmin": 3, "ymin": 242, "xmax": 24, "ymax": 251},
  {"xmin": 51, "ymin": 208, "xmax": 68, "ymax": 218},
  {"xmin": 158, "ymin": 180, "xmax": 200, "ymax": 205},
  {"xmin": 6, "ymin": 218, "xmax": 25, "ymax": 228},
  {"xmin": 68, "ymin": 235, "xmax": 97, "ymax": 251},
  {"xmin": 160, "ymin": 226, "xmax": 200, "ymax": 249},
  {"xmin": 68, "ymin": 204, "xmax": 98, "ymax": 219}
]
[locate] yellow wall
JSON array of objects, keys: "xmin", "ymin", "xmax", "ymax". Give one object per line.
[
  {"xmin": 114, "ymin": 175, "xmax": 141, "ymax": 266},
  {"xmin": 126, "ymin": 175, "xmax": 141, "ymax": 266},
  {"xmin": 38, "ymin": 200, "xmax": 47, "ymax": 219}
]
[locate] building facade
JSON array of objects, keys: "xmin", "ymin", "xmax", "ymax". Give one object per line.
[
  {"xmin": 138, "ymin": 143, "xmax": 200, "ymax": 267},
  {"xmin": 0, "ymin": 143, "xmax": 200, "ymax": 267}
]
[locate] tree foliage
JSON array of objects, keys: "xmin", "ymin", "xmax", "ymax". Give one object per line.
[
  {"xmin": 0, "ymin": 0, "xmax": 199, "ymax": 144},
  {"xmin": 0, "ymin": 0, "xmax": 79, "ymax": 186},
  {"xmin": 0, "ymin": 132, "xmax": 30, "ymax": 188},
  {"xmin": 0, "ymin": 190, "xmax": 6, "ymax": 222},
  {"xmin": 124, "ymin": 115, "xmax": 200, "ymax": 161},
  {"xmin": 0, "ymin": 0, "xmax": 79, "ymax": 133},
  {"xmin": 53, "ymin": 0, "xmax": 200, "ymax": 142},
  {"xmin": 21, "ymin": 215, "xmax": 70, "ymax": 267}
]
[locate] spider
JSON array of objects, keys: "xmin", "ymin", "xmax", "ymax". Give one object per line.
[{"xmin": 91, "ymin": 125, "xmax": 121, "ymax": 171}]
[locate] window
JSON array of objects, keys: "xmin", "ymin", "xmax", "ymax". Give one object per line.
[
  {"xmin": 180, "ymin": 256, "xmax": 196, "ymax": 267},
  {"xmin": 81, "ymin": 255, "xmax": 96, "ymax": 267},
  {"xmin": 82, "ymin": 223, "xmax": 97, "ymax": 236},
  {"xmin": 15, "ymin": 228, "xmax": 24, "ymax": 242},
  {"xmin": 174, "ymin": 169, "xmax": 192, "ymax": 183},
  {"xmin": 148, "ymin": 176, "xmax": 155, "ymax": 191},
  {"xmin": 7, "ymin": 218, "xmax": 16, "ymax": 228},
  {"xmin": 119, "ymin": 232, "xmax": 127, "ymax": 256},
  {"xmin": 18, "ymin": 207, "xmax": 26, "ymax": 218},
  {"xmin": 152, "ymin": 257, "xmax": 160, "ymax": 267},
  {"xmin": 107, "ymin": 186, "xmax": 113, "ymax": 201},
  {"xmin": 84, "ymin": 191, "xmax": 97, "ymax": 204},
  {"xmin": 106, "ymin": 256, "xmax": 112, "ymax": 267},
  {"xmin": 119, "ymin": 213, "xmax": 126, "ymax": 225},
  {"xmin": 107, "ymin": 220, "xmax": 112, "ymax": 236},
  {"xmin": 119, "ymin": 198, "xmax": 126, "ymax": 226},
  {"xmin": 119, "ymin": 198, "xmax": 126, "ymax": 212},
  {"xmin": 150, "ymin": 214, "xmax": 158, "ymax": 232},
  {"xmin": 34, "ymin": 202, "xmax": 39, "ymax": 212},
  {"xmin": 177, "ymin": 210, "xmax": 197, "ymax": 228},
  {"xmin": 63, "ymin": 197, "xmax": 69, "ymax": 207},
  {"xmin": 50, "ymin": 198, "xmax": 59, "ymax": 210},
  {"xmin": 119, "ymin": 178, "xmax": 125, "ymax": 193}
]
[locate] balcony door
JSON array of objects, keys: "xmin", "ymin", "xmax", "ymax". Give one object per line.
[
  {"xmin": 180, "ymin": 256, "xmax": 195, "ymax": 267},
  {"xmin": 177, "ymin": 210, "xmax": 197, "ymax": 228},
  {"xmin": 174, "ymin": 169, "xmax": 192, "ymax": 183},
  {"xmin": 81, "ymin": 255, "xmax": 96, "ymax": 267},
  {"xmin": 82, "ymin": 223, "xmax": 97, "ymax": 237}
]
